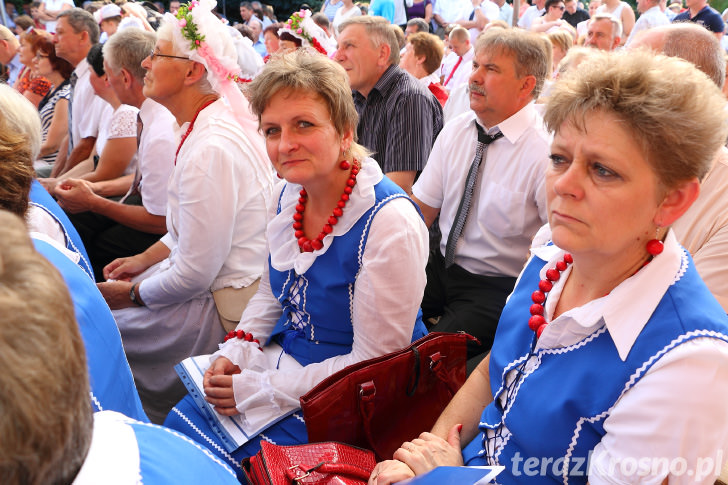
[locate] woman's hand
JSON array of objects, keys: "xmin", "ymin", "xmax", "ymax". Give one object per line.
[
  {"xmin": 368, "ymin": 460, "xmax": 416, "ymax": 485},
  {"xmin": 55, "ymin": 178, "xmax": 99, "ymax": 213},
  {"xmin": 203, "ymin": 357, "xmax": 242, "ymax": 416},
  {"xmin": 392, "ymin": 425, "xmax": 464, "ymax": 475},
  {"xmin": 103, "ymin": 255, "xmax": 150, "ymax": 281},
  {"xmin": 96, "ymin": 280, "xmax": 136, "ymax": 310}
]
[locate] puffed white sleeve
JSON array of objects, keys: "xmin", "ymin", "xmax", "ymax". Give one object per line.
[
  {"xmin": 588, "ymin": 337, "xmax": 728, "ymax": 485},
  {"xmin": 226, "ymin": 197, "xmax": 429, "ymax": 420}
]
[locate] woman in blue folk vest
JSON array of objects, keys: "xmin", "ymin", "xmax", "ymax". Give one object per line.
[
  {"xmin": 165, "ymin": 48, "xmax": 429, "ymax": 479},
  {"xmin": 370, "ymin": 50, "xmax": 728, "ymax": 484}
]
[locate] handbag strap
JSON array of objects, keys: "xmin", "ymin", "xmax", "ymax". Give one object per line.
[{"xmin": 285, "ymin": 461, "xmax": 372, "ymax": 482}]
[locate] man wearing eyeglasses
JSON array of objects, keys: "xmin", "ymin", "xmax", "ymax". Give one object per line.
[{"xmin": 55, "ymin": 28, "xmax": 176, "ymax": 282}]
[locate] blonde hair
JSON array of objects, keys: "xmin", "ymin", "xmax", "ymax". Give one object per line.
[
  {"xmin": 0, "ymin": 210, "xmax": 92, "ymax": 484},
  {"xmin": 545, "ymin": 50, "xmax": 728, "ymax": 187},
  {"xmin": 247, "ymin": 49, "xmax": 370, "ymax": 161},
  {"xmin": 547, "ymin": 29, "xmax": 574, "ymax": 54}
]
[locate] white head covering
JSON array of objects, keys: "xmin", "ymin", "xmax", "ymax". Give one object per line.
[
  {"xmin": 226, "ymin": 25, "xmax": 264, "ymax": 81},
  {"xmin": 278, "ymin": 9, "xmax": 337, "ymax": 57},
  {"xmin": 163, "ymin": 0, "xmax": 258, "ymax": 131}
]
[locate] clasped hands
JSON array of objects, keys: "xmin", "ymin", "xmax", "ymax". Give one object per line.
[
  {"xmin": 54, "ymin": 178, "xmax": 100, "ymax": 213},
  {"xmin": 203, "ymin": 357, "xmax": 242, "ymax": 416},
  {"xmin": 368, "ymin": 424, "xmax": 464, "ymax": 485}
]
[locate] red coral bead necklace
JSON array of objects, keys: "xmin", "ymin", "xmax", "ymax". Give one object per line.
[
  {"xmin": 293, "ymin": 160, "xmax": 359, "ymax": 252},
  {"xmin": 529, "ymin": 238, "xmax": 664, "ymax": 339}
]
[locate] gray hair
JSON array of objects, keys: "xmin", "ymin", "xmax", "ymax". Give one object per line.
[
  {"xmin": 103, "ymin": 28, "xmax": 156, "ymax": 82},
  {"xmin": 58, "ymin": 8, "xmax": 100, "ymax": 44},
  {"xmin": 406, "ymin": 17, "xmax": 429, "ymax": 33},
  {"xmin": 590, "ymin": 13, "xmax": 622, "ymax": 39},
  {"xmin": 339, "ymin": 16, "xmax": 400, "ymax": 66},
  {"xmin": 475, "ymin": 28, "xmax": 550, "ymax": 99}
]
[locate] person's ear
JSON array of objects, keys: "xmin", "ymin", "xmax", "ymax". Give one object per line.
[{"xmin": 655, "ymin": 177, "xmax": 700, "ymax": 227}]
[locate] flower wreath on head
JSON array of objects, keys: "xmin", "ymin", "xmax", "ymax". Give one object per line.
[
  {"xmin": 174, "ymin": 0, "xmax": 252, "ymax": 84},
  {"xmin": 164, "ymin": 0, "xmax": 262, "ymax": 135},
  {"xmin": 279, "ymin": 9, "xmax": 337, "ymax": 57}
]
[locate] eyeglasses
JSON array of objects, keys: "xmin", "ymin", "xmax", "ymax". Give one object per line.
[
  {"xmin": 149, "ymin": 49, "xmax": 190, "ymax": 62},
  {"xmin": 34, "ymin": 52, "xmax": 49, "ymax": 59},
  {"xmin": 556, "ymin": 5, "xmax": 565, "ymax": 9}
]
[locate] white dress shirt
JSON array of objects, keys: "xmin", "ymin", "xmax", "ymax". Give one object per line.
[
  {"xmin": 413, "ymin": 103, "xmax": 551, "ymax": 277},
  {"xmin": 434, "ymin": 0, "xmax": 474, "ymax": 23},
  {"xmin": 517, "ymin": 5, "xmax": 546, "ymax": 29},
  {"xmin": 215, "ymin": 158, "xmax": 429, "ymax": 424},
  {"xmin": 70, "ymin": 59, "xmax": 108, "ymax": 147},
  {"xmin": 128, "ymin": 98, "xmax": 176, "ymax": 216},
  {"xmin": 625, "ymin": 5, "xmax": 670, "ymax": 46},
  {"xmin": 441, "ymin": 46, "xmax": 474, "ymax": 91},
  {"xmin": 469, "ymin": 0, "xmax": 501, "ymax": 42}
]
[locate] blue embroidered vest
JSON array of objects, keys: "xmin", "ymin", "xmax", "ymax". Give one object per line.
[
  {"xmin": 34, "ymin": 238, "xmax": 148, "ymax": 422},
  {"xmin": 268, "ymin": 177, "xmax": 427, "ymax": 366},
  {"xmin": 30, "ymin": 179, "xmax": 93, "ymax": 279},
  {"xmin": 462, "ymin": 249, "xmax": 728, "ymax": 483}
]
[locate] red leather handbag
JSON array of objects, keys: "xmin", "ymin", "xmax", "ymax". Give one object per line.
[
  {"xmin": 242, "ymin": 441, "xmax": 376, "ymax": 484},
  {"xmin": 300, "ymin": 332, "xmax": 477, "ymax": 461}
]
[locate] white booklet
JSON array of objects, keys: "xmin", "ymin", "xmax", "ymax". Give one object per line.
[{"xmin": 174, "ymin": 343, "xmax": 302, "ymax": 453}]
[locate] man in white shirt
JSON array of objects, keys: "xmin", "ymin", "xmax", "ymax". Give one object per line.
[
  {"xmin": 0, "ymin": 25, "xmax": 22, "ymax": 86},
  {"xmin": 50, "ymin": 8, "xmax": 108, "ymax": 177},
  {"xmin": 517, "ymin": 0, "xmax": 546, "ymax": 29},
  {"xmin": 433, "ymin": 0, "xmax": 474, "ymax": 36},
  {"xmin": 440, "ymin": 26, "xmax": 474, "ymax": 92},
  {"xmin": 413, "ymin": 29, "xmax": 551, "ymax": 362},
  {"xmin": 56, "ymin": 28, "xmax": 175, "ymax": 282},
  {"xmin": 624, "ymin": 0, "xmax": 669, "ymax": 45},
  {"xmin": 456, "ymin": 0, "xmax": 501, "ymax": 43}
]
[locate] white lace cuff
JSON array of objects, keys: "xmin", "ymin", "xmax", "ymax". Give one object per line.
[
  {"xmin": 232, "ymin": 370, "xmax": 299, "ymax": 430},
  {"xmin": 211, "ymin": 339, "xmax": 267, "ymax": 372}
]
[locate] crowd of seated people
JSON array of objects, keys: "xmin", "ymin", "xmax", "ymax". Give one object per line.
[{"xmin": 1, "ymin": 0, "xmax": 728, "ymax": 483}]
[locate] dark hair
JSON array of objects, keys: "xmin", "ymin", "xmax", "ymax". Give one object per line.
[
  {"xmin": 545, "ymin": 0, "xmax": 564, "ymax": 10},
  {"xmin": 36, "ymin": 37, "xmax": 75, "ymax": 79},
  {"xmin": 86, "ymin": 43, "xmax": 105, "ymax": 77},
  {"xmin": 279, "ymin": 31, "xmax": 303, "ymax": 46},
  {"xmin": 406, "ymin": 17, "xmax": 429, "ymax": 33},
  {"xmin": 263, "ymin": 21, "xmax": 282, "ymax": 37}
]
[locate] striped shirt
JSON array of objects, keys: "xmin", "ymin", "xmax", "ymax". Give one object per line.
[{"xmin": 354, "ymin": 65, "xmax": 444, "ymax": 174}]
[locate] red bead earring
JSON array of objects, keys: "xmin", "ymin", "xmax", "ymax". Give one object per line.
[
  {"xmin": 339, "ymin": 160, "xmax": 351, "ymax": 170},
  {"xmin": 646, "ymin": 227, "xmax": 664, "ymax": 256}
]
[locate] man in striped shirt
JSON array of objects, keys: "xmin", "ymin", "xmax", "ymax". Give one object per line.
[{"xmin": 335, "ymin": 16, "xmax": 443, "ymax": 195}]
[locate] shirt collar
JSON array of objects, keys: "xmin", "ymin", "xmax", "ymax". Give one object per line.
[
  {"xmin": 74, "ymin": 58, "xmax": 90, "ymax": 77},
  {"xmin": 364, "ymin": 64, "xmax": 401, "ymax": 99},
  {"xmin": 531, "ymin": 230, "xmax": 684, "ymax": 361},
  {"xmin": 475, "ymin": 101, "xmax": 540, "ymax": 143}
]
